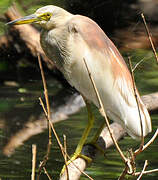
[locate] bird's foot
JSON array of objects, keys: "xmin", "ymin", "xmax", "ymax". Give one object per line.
[{"xmin": 60, "ymin": 152, "xmax": 92, "ymax": 175}]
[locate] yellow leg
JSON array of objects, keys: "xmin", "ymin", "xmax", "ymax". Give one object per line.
[
  {"xmin": 91, "ymin": 121, "xmax": 105, "ymax": 144},
  {"xmin": 61, "ymin": 98, "xmax": 94, "ymax": 175},
  {"xmin": 88, "ymin": 121, "xmax": 106, "ymax": 154},
  {"xmin": 74, "ymin": 98, "xmax": 94, "ymax": 155}
]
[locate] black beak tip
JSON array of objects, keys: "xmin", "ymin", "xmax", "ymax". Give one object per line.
[
  {"xmin": 5, "ymin": 22, "xmax": 11, "ymax": 26},
  {"xmin": 5, "ymin": 20, "xmax": 15, "ymax": 26}
]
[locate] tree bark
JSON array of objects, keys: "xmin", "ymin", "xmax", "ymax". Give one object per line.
[{"xmin": 141, "ymin": 92, "xmax": 158, "ymax": 111}]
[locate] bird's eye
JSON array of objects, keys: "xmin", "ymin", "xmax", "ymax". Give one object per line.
[
  {"xmin": 46, "ymin": 13, "xmax": 51, "ymax": 17},
  {"xmin": 42, "ymin": 13, "xmax": 52, "ymax": 21},
  {"xmin": 46, "ymin": 13, "xmax": 51, "ymax": 19}
]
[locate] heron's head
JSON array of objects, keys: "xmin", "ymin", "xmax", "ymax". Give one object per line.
[{"xmin": 6, "ymin": 5, "xmax": 72, "ymax": 30}]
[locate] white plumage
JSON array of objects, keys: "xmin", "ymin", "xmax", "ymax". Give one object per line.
[
  {"xmin": 7, "ymin": 5, "xmax": 152, "ymax": 139},
  {"xmin": 39, "ymin": 5, "xmax": 151, "ymax": 139}
]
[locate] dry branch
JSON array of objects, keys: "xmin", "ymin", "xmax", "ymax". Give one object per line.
[
  {"xmin": 137, "ymin": 160, "xmax": 148, "ymax": 180},
  {"xmin": 141, "ymin": 92, "xmax": 158, "ymax": 111},
  {"xmin": 141, "ymin": 13, "xmax": 158, "ymax": 64}
]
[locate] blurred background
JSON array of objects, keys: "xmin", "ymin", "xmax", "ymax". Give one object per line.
[{"xmin": 0, "ymin": 0, "xmax": 158, "ymax": 179}]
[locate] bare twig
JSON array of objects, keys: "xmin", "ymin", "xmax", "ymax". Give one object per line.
[
  {"xmin": 135, "ymin": 168, "xmax": 158, "ymax": 176},
  {"xmin": 43, "ymin": 167, "xmax": 52, "ymax": 180},
  {"xmin": 39, "ymin": 97, "xmax": 65, "ymax": 158},
  {"xmin": 37, "ymin": 54, "xmax": 52, "ymax": 179},
  {"xmin": 135, "ymin": 128, "xmax": 158, "ymax": 154},
  {"xmin": 83, "ymin": 58, "xmax": 127, "ymax": 163},
  {"xmin": 132, "ymin": 56, "xmax": 148, "ymax": 72},
  {"xmin": 37, "ymin": 53, "xmax": 52, "ymax": 143},
  {"xmin": 31, "ymin": 144, "xmax": 37, "ymax": 180},
  {"xmin": 137, "ymin": 160, "xmax": 148, "ymax": 180},
  {"xmin": 128, "ymin": 57, "xmax": 144, "ymax": 154},
  {"xmin": 118, "ymin": 166, "xmax": 128, "ymax": 180},
  {"xmin": 141, "ymin": 13, "xmax": 158, "ymax": 64},
  {"xmin": 63, "ymin": 134, "xmax": 69, "ymax": 180},
  {"xmin": 39, "ymin": 97, "xmax": 48, "ymax": 116}
]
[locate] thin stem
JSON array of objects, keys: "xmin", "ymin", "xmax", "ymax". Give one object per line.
[
  {"xmin": 141, "ymin": 13, "xmax": 158, "ymax": 64},
  {"xmin": 118, "ymin": 166, "xmax": 128, "ymax": 180},
  {"xmin": 135, "ymin": 128, "xmax": 158, "ymax": 154},
  {"xmin": 31, "ymin": 144, "xmax": 36, "ymax": 180},
  {"xmin": 37, "ymin": 54, "xmax": 52, "ymax": 180},
  {"xmin": 37, "ymin": 53, "xmax": 52, "ymax": 142},
  {"xmin": 137, "ymin": 160, "xmax": 148, "ymax": 180},
  {"xmin": 134, "ymin": 168, "xmax": 158, "ymax": 176},
  {"xmin": 128, "ymin": 57, "xmax": 144, "ymax": 154},
  {"xmin": 63, "ymin": 134, "xmax": 69, "ymax": 180},
  {"xmin": 132, "ymin": 57, "xmax": 146, "ymax": 72},
  {"xmin": 39, "ymin": 97, "xmax": 48, "ymax": 116},
  {"xmin": 39, "ymin": 97, "xmax": 65, "ymax": 158},
  {"xmin": 43, "ymin": 167, "xmax": 52, "ymax": 180}
]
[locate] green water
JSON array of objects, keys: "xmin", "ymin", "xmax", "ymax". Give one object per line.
[{"xmin": 0, "ymin": 49, "xmax": 158, "ymax": 180}]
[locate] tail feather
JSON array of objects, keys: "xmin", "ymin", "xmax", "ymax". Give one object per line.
[{"xmin": 125, "ymin": 95, "xmax": 152, "ymax": 140}]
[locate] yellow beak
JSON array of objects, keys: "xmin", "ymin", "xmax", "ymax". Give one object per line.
[{"xmin": 6, "ymin": 14, "xmax": 38, "ymax": 25}]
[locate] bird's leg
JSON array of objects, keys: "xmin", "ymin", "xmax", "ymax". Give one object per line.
[
  {"xmin": 74, "ymin": 98, "xmax": 94, "ymax": 159},
  {"xmin": 86, "ymin": 121, "xmax": 106, "ymax": 155},
  {"xmin": 91, "ymin": 121, "xmax": 105, "ymax": 144},
  {"xmin": 61, "ymin": 97, "xmax": 94, "ymax": 175}
]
